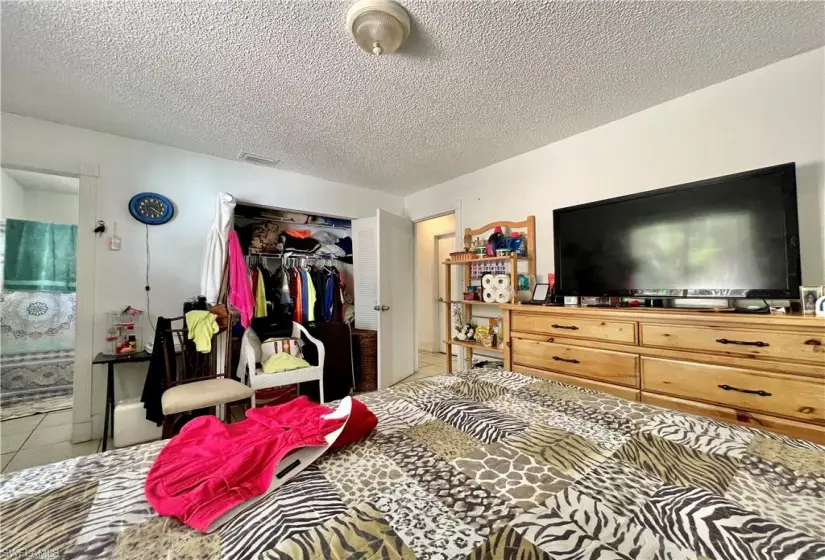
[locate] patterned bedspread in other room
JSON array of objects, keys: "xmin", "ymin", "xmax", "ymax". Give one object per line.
[{"xmin": 1, "ymin": 368, "xmax": 824, "ymax": 560}]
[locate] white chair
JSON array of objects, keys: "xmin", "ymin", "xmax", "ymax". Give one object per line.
[{"xmin": 239, "ymin": 322, "xmax": 325, "ymax": 406}]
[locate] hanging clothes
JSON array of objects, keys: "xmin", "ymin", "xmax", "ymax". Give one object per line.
[
  {"xmin": 185, "ymin": 310, "xmax": 219, "ymax": 353},
  {"xmin": 260, "ymin": 267, "xmax": 280, "ymax": 310},
  {"xmin": 200, "ymin": 192, "xmax": 236, "ymax": 304},
  {"xmin": 324, "ymin": 273, "xmax": 334, "ymax": 322},
  {"xmin": 254, "ymin": 267, "xmax": 268, "ymax": 318},
  {"xmin": 277, "ymin": 268, "xmax": 291, "ymax": 306},
  {"xmin": 3, "ymin": 220, "xmax": 77, "ymax": 293},
  {"xmin": 332, "ymin": 269, "xmax": 345, "ymax": 323},
  {"xmin": 304, "ymin": 269, "xmax": 317, "ymax": 323},
  {"xmin": 291, "ymin": 268, "xmax": 302, "ymax": 324},
  {"xmin": 228, "ymin": 230, "xmax": 254, "ymax": 328},
  {"xmin": 250, "ymin": 268, "xmax": 259, "ymax": 302},
  {"xmin": 141, "ymin": 316, "xmax": 174, "ymax": 425},
  {"xmin": 310, "ymin": 268, "xmax": 324, "ymax": 322}
]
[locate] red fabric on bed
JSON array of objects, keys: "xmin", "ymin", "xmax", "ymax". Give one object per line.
[
  {"xmin": 145, "ymin": 396, "xmax": 375, "ymax": 532},
  {"xmin": 328, "ymin": 397, "xmax": 377, "ymax": 449}
]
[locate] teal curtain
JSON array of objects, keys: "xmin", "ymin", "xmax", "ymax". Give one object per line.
[{"xmin": 3, "ymin": 219, "xmax": 77, "ymax": 293}]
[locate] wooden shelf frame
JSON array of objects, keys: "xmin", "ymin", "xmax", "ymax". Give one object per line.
[
  {"xmin": 442, "ymin": 300, "xmax": 501, "ymax": 306},
  {"xmin": 443, "ymin": 215, "xmax": 536, "ymax": 373},
  {"xmin": 444, "ymin": 339, "xmax": 504, "ymax": 353},
  {"xmin": 443, "ymin": 255, "xmax": 530, "ymax": 265}
]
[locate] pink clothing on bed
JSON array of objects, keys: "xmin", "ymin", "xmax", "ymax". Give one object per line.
[
  {"xmin": 227, "ymin": 230, "xmax": 254, "ymax": 328},
  {"xmin": 144, "ymin": 396, "xmax": 377, "ymax": 533}
]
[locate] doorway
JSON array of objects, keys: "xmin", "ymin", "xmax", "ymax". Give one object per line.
[
  {"xmin": 436, "ymin": 234, "xmax": 458, "ymax": 356},
  {"xmin": 414, "ymin": 213, "xmax": 456, "ymax": 377},
  {"xmin": 0, "ymin": 168, "xmax": 79, "ymax": 423}
]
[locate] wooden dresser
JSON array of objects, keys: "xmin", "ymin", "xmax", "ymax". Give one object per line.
[{"xmin": 500, "ymin": 305, "xmax": 825, "ymax": 444}]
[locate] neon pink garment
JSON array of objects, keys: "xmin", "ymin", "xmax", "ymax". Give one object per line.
[
  {"xmin": 145, "ymin": 397, "xmax": 376, "ymax": 533},
  {"xmin": 227, "ymin": 230, "xmax": 254, "ymax": 328}
]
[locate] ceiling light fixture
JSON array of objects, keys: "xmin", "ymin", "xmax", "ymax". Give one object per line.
[{"xmin": 346, "ymin": 0, "xmax": 410, "ymax": 56}]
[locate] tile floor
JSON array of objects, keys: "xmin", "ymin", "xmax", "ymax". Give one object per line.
[
  {"xmin": 1, "ymin": 409, "xmax": 105, "ymax": 473},
  {"xmin": 1, "ymin": 351, "xmax": 456, "ymax": 473},
  {"xmin": 394, "ymin": 350, "xmax": 457, "ymax": 385}
]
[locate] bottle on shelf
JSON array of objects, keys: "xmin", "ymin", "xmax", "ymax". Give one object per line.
[
  {"xmin": 486, "ymin": 226, "xmax": 505, "ymax": 256},
  {"xmin": 509, "ymin": 232, "xmax": 523, "ymax": 256}
]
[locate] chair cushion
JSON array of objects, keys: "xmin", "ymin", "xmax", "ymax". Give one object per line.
[{"xmin": 162, "ymin": 378, "xmax": 254, "ymax": 415}]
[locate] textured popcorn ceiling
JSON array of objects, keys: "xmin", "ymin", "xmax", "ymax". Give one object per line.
[{"xmin": 1, "ymin": 1, "xmax": 823, "ymax": 194}]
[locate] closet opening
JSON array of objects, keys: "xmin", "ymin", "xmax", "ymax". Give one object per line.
[{"xmin": 232, "ymin": 202, "xmax": 358, "ymax": 404}]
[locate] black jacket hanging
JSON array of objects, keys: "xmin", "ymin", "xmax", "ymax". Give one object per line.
[{"xmin": 141, "ymin": 316, "xmax": 174, "ymax": 425}]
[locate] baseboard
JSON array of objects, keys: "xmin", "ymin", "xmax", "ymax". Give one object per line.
[{"xmin": 72, "ymin": 421, "xmax": 92, "ymax": 443}]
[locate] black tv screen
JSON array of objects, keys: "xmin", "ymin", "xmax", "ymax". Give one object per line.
[{"xmin": 553, "ymin": 163, "xmax": 800, "ymax": 299}]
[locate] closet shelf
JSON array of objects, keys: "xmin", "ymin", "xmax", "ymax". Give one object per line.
[
  {"xmin": 248, "ymin": 251, "xmax": 347, "ymax": 260},
  {"xmin": 444, "ymin": 339, "xmax": 503, "ymax": 353}
]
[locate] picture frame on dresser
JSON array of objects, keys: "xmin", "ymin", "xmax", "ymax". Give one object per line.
[{"xmin": 800, "ymin": 285, "xmax": 821, "ymax": 314}]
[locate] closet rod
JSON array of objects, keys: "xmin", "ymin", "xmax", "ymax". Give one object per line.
[{"xmin": 235, "ymin": 216, "xmax": 352, "ymax": 230}]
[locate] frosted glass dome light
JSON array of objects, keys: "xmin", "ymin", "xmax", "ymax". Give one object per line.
[{"xmin": 346, "ymin": 0, "xmax": 411, "ymax": 56}]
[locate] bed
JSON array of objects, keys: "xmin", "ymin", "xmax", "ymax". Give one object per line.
[{"xmin": 2, "ymin": 368, "xmax": 824, "ymax": 560}]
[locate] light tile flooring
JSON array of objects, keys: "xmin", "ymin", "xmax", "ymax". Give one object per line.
[
  {"xmin": 394, "ymin": 350, "xmax": 457, "ymax": 385},
  {"xmin": 0, "ymin": 352, "xmax": 454, "ymax": 473},
  {"xmin": 0, "ymin": 409, "xmax": 105, "ymax": 473}
]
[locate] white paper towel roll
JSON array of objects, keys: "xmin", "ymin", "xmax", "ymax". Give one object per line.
[
  {"xmin": 482, "ymin": 274, "xmax": 494, "ymax": 288},
  {"xmin": 495, "ymin": 290, "xmax": 510, "ymax": 303},
  {"xmin": 483, "ymin": 288, "xmax": 497, "ymax": 303},
  {"xmin": 494, "ymin": 275, "xmax": 511, "ymax": 289}
]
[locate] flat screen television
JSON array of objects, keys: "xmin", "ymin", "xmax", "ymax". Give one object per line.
[{"xmin": 553, "ymin": 163, "xmax": 801, "ymax": 299}]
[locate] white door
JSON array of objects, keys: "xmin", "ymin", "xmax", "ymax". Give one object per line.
[
  {"xmin": 378, "ymin": 209, "xmax": 415, "ymax": 388},
  {"xmin": 353, "ymin": 210, "xmax": 415, "ymax": 389},
  {"xmin": 437, "ymin": 235, "xmax": 458, "ymax": 355},
  {"xmin": 352, "ymin": 217, "xmax": 378, "ymax": 331}
]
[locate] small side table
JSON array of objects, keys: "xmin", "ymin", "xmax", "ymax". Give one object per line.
[{"xmin": 92, "ymin": 351, "xmax": 153, "ymax": 452}]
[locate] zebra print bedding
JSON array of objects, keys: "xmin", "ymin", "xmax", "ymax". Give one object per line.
[{"xmin": 1, "ymin": 368, "xmax": 824, "ymax": 559}]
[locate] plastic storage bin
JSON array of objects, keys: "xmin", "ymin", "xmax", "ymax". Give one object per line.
[{"xmin": 114, "ymin": 397, "xmax": 162, "ymax": 448}]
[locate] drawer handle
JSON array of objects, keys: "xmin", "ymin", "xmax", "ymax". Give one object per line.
[
  {"xmin": 718, "ymin": 384, "xmax": 772, "ymax": 397},
  {"xmin": 715, "ymin": 338, "xmax": 769, "ymax": 347},
  {"xmin": 552, "ymin": 356, "xmax": 580, "ymax": 364},
  {"xmin": 551, "ymin": 324, "xmax": 579, "ymax": 331}
]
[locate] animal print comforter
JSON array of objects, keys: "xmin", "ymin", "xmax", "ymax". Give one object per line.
[{"xmin": 1, "ymin": 368, "xmax": 824, "ymax": 559}]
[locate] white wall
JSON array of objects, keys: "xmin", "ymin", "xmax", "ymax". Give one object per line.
[
  {"xmin": 23, "ymin": 190, "xmax": 79, "ymax": 225},
  {"xmin": 415, "ymin": 214, "xmax": 455, "ymax": 352},
  {"xmin": 0, "ymin": 170, "xmax": 26, "ymax": 219},
  {"xmin": 0, "ymin": 170, "xmax": 79, "ymax": 224},
  {"xmin": 406, "ymin": 48, "xmax": 825, "ymax": 286},
  {"xmin": 1, "ymin": 112, "xmax": 405, "ymax": 437}
]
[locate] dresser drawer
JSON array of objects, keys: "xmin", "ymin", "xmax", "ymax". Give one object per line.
[
  {"xmin": 641, "ymin": 323, "xmax": 825, "ymax": 364},
  {"xmin": 512, "ymin": 337, "xmax": 639, "ymax": 387},
  {"xmin": 642, "ymin": 357, "xmax": 825, "ymax": 424},
  {"xmin": 510, "ymin": 314, "xmax": 637, "ymax": 344},
  {"xmin": 514, "ymin": 364, "xmax": 640, "ymax": 401},
  {"xmin": 640, "ymin": 392, "xmax": 825, "ymax": 445}
]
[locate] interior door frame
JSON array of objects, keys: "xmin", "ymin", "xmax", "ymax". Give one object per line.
[
  {"xmin": 434, "ymin": 232, "xmax": 456, "ymax": 354},
  {"xmin": 411, "ymin": 201, "xmax": 462, "ymax": 373},
  {"xmin": 0, "ymin": 160, "xmax": 98, "ymax": 443}
]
